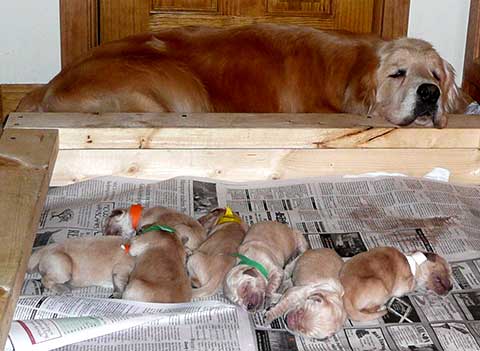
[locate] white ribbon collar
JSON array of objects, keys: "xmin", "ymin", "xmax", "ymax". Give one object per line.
[{"xmin": 405, "ymin": 252, "xmax": 427, "ymax": 277}]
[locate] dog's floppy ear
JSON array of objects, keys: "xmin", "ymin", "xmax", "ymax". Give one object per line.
[
  {"xmin": 343, "ymin": 46, "xmax": 379, "ymax": 115},
  {"xmin": 441, "ymin": 60, "xmax": 467, "ymax": 114}
]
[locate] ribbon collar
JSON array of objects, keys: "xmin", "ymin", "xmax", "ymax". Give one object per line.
[
  {"xmin": 232, "ymin": 253, "xmax": 269, "ymax": 280},
  {"xmin": 406, "ymin": 252, "xmax": 427, "ymax": 277},
  {"xmin": 140, "ymin": 224, "xmax": 176, "ymax": 234},
  {"xmin": 129, "ymin": 204, "xmax": 143, "ymax": 230},
  {"xmin": 217, "ymin": 207, "xmax": 242, "ymax": 225}
]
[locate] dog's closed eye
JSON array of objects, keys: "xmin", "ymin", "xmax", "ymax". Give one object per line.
[
  {"xmin": 432, "ymin": 71, "xmax": 441, "ymax": 82},
  {"xmin": 308, "ymin": 293, "xmax": 324, "ymax": 303},
  {"xmin": 389, "ymin": 69, "xmax": 406, "ymax": 78}
]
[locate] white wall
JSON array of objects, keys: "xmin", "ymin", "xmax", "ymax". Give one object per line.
[
  {"xmin": 0, "ymin": 1, "xmax": 61, "ymax": 84},
  {"xmin": 408, "ymin": 0, "xmax": 471, "ymax": 85},
  {"xmin": 0, "ymin": 1, "xmax": 471, "ymax": 85}
]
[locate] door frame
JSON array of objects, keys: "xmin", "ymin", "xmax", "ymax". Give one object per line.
[
  {"xmin": 60, "ymin": 0, "xmax": 410, "ymax": 67},
  {"xmin": 463, "ymin": 0, "xmax": 480, "ymax": 102}
]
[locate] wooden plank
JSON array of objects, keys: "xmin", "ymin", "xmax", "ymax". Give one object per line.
[
  {"xmin": 462, "ymin": 0, "xmax": 480, "ymax": 102},
  {"xmin": 50, "ymin": 148, "xmax": 480, "ymax": 186},
  {"xmin": 0, "ymin": 129, "xmax": 58, "ymax": 349},
  {"xmin": 379, "ymin": 0, "xmax": 410, "ymax": 39},
  {"xmin": 6, "ymin": 113, "xmax": 480, "ymax": 149},
  {"xmin": 0, "ymin": 85, "xmax": 43, "ymax": 123}
]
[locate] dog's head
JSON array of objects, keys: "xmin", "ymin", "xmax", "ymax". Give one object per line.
[
  {"xmin": 103, "ymin": 208, "xmax": 135, "ymax": 239},
  {"xmin": 354, "ymin": 38, "xmax": 466, "ymax": 128},
  {"xmin": 416, "ymin": 252, "xmax": 453, "ymax": 296},
  {"xmin": 266, "ymin": 281, "xmax": 346, "ymax": 339},
  {"xmin": 224, "ymin": 264, "xmax": 268, "ymax": 313}
]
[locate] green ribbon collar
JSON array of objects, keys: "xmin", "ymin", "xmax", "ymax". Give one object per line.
[
  {"xmin": 140, "ymin": 224, "xmax": 176, "ymax": 235},
  {"xmin": 231, "ymin": 253, "xmax": 269, "ymax": 280}
]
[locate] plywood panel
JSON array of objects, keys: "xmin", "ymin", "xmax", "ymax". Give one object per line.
[
  {"xmin": 152, "ymin": 0, "xmax": 218, "ymax": 11},
  {"xmin": 463, "ymin": 0, "xmax": 480, "ymax": 102}
]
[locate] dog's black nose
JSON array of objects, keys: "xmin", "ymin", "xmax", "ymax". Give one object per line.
[{"xmin": 417, "ymin": 84, "xmax": 440, "ymax": 104}]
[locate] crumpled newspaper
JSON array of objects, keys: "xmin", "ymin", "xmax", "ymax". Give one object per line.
[{"xmin": 466, "ymin": 102, "xmax": 480, "ymax": 114}]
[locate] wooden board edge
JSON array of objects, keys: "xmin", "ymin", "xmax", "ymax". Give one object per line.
[{"xmin": 0, "ymin": 129, "xmax": 59, "ymax": 349}]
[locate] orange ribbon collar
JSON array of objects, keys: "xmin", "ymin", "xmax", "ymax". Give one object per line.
[{"xmin": 129, "ymin": 204, "xmax": 143, "ymax": 230}]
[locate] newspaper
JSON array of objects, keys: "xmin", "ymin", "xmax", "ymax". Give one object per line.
[{"xmin": 7, "ymin": 175, "xmax": 480, "ymax": 351}]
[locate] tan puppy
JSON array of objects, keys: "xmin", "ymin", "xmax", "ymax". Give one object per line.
[
  {"xmin": 265, "ymin": 249, "xmax": 346, "ymax": 339},
  {"xmin": 27, "ymin": 236, "xmax": 134, "ymax": 296},
  {"xmin": 340, "ymin": 247, "xmax": 453, "ymax": 321},
  {"xmin": 104, "ymin": 204, "xmax": 207, "ymax": 254},
  {"xmin": 224, "ymin": 221, "xmax": 308, "ymax": 312},
  {"xmin": 122, "ymin": 227, "xmax": 192, "ymax": 303},
  {"xmin": 187, "ymin": 208, "xmax": 248, "ymax": 298}
]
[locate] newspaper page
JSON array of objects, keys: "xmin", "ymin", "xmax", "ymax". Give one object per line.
[{"xmin": 8, "ymin": 175, "xmax": 480, "ymax": 351}]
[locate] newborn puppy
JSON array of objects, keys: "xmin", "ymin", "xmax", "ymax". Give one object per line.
[
  {"xmin": 340, "ymin": 247, "xmax": 453, "ymax": 321},
  {"xmin": 27, "ymin": 236, "xmax": 134, "ymax": 296},
  {"xmin": 224, "ymin": 221, "xmax": 308, "ymax": 312},
  {"xmin": 187, "ymin": 208, "xmax": 248, "ymax": 298},
  {"xmin": 265, "ymin": 249, "xmax": 346, "ymax": 339},
  {"xmin": 104, "ymin": 204, "xmax": 207, "ymax": 254},
  {"xmin": 122, "ymin": 226, "xmax": 192, "ymax": 303}
]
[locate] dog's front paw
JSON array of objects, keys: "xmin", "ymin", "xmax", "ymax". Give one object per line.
[
  {"xmin": 110, "ymin": 291, "xmax": 123, "ymax": 299},
  {"xmin": 50, "ymin": 284, "xmax": 72, "ymax": 295}
]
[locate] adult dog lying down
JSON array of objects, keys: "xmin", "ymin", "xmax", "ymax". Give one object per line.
[{"xmin": 18, "ymin": 24, "xmax": 466, "ymax": 128}]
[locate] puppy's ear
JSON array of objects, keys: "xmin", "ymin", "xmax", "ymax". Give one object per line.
[
  {"xmin": 109, "ymin": 208, "xmax": 126, "ymax": 218},
  {"xmin": 244, "ymin": 267, "xmax": 260, "ymax": 278},
  {"xmin": 441, "ymin": 60, "xmax": 467, "ymax": 114},
  {"xmin": 197, "ymin": 208, "xmax": 225, "ymax": 233}
]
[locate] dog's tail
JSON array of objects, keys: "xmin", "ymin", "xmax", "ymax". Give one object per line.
[
  {"xmin": 343, "ymin": 296, "xmax": 387, "ymax": 322},
  {"xmin": 27, "ymin": 247, "xmax": 46, "ymax": 273}
]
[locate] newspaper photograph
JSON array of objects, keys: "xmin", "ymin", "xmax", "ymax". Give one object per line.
[{"xmin": 7, "ymin": 174, "xmax": 480, "ymax": 350}]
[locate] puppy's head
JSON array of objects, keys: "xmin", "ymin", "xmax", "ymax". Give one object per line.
[
  {"xmin": 198, "ymin": 208, "xmax": 248, "ymax": 234},
  {"xmin": 103, "ymin": 208, "xmax": 135, "ymax": 239},
  {"xmin": 268, "ymin": 281, "xmax": 346, "ymax": 339},
  {"xmin": 416, "ymin": 252, "xmax": 453, "ymax": 296},
  {"xmin": 128, "ymin": 230, "xmax": 184, "ymax": 258},
  {"xmin": 370, "ymin": 38, "xmax": 466, "ymax": 128},
  {"xmin": 224, "ymin": 265, "xmax": 267, "ymax": 313}
]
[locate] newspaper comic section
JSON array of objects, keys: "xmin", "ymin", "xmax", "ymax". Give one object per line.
[{"xmin": 6, "ymin": 175, "xmax": 480, "ymax": 351}]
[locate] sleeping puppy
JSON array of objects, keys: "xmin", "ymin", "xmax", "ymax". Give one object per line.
[
  {"xmin": 104, "ymin": 204, "xmax": 207, "ymax": 254},
  {"xmin": 27, "ymin": 236, "xmax": 134, "ymax": 296},
  {"xmin": 224, "ymin": 221, "xmax": 308, "ymax": 313},
  {"xmin": 122, "ymin": 226, "xmax": 192, "ymax": 303},
  {"xmin": 265, "ymin": 249, "xmax": 346, "ymax": 339},
  {"xmin": 18, "ymin": 24, "xmax": 466, "ymax": 128},
  {"xmin": 187, "ymin": 208, "xmax": 248, "ymax": 298},
  {"xmin": 340, "ymin": 247, "xmax": 453, "ymax": 322}
]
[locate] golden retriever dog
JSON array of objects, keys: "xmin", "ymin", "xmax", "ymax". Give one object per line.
[
  {"xmin": 340, "ymin": 247, "xmax": 453, "ymax": 322},
  {"xmin": 223, "ymin": 221, "xmax": 309, "ymax": 313},
  {"xmin": 27, "ymin": 236, "xmax": 134, "ymax": 297},
  {"xmin": 122, "ymin": 227, "xmax": 192, "ymax": 303},
  {"xmin": 187, "ymin": 208, "xmax": 249, "ymax": 298},
  {"xmin": 104, "ymin": 205, "xmax": 207, "ymax": 255},
  {"xmin": 18, "ymin": 24, "xmax": 465, "ymax": 128},
  {"xmin": 265, "ymin": 249, "xmax": 346, "ymax": 340}
]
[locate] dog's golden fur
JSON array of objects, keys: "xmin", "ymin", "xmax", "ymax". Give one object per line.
[{"xmin": 18, "ymin": 24, "xmax": 466, "ymax": 128}]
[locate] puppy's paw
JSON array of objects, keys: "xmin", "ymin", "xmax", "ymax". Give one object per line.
[{"xmin": 110, "ymin": 291, "xmax": 123, "ymax": 299}]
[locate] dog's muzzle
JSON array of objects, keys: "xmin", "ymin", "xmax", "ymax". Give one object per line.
[{"xmin": 413, "ymin": 83, "xmax": 441, "ymax": 125}]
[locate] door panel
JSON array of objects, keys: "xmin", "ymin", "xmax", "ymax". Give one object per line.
[{"xmin": 463, "ymin": 0, "xmax": 480, "ymax": 102}]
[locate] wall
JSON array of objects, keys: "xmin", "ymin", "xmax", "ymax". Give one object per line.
[
  {"xmin": 408, "ymin": 0, "xmax": 471, "ymax": 85},
  {"xmin": 0, "ymin": 1, "xmax": 472, "ymax": 85},
  {"xmin": 0, "ymin": 1, "xmax": 61, "ymax": 84}
]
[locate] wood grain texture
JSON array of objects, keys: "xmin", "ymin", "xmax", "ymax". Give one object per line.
[
  {"xmin": 463, "ymin": 0, "xmax": 480, "ymax": 102},
  {"xmin": 0, "ymin": 129, "xmax": 58, "ymax": 349},
  {"xmin": 60, "ymin": 0, "xmax": 99, "ymax": 67},
  {"xmin": 0, "ymin": 85, "xmax": 43, "ymax": 123},
  {"xmin": 49, "ymin": 148, "xmax": 480, "ymax": 186},
  {"xmin": 6, "ymin": 113, "xmax": 480, "ymax": 150},
  {"xmin": 379, "ymin": 0, "xmax": 410, "ymax": 39}
]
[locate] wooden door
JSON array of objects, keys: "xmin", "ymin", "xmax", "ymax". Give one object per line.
[
  {"xmin": 60, "ymin": 0, "xmax": 410, "ymax": 67},
  {"xmin": 463, "ymin": 0, "xmax": 480, "ymax": 102}
]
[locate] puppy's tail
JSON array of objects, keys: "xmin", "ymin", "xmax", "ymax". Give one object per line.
[
  {"xmin": 27, "ymin": 247, "xmax": 46, "ymax": 273},
  {"xmin": 343, "ymin": 297, "xmax": 387, "ymax": 322}
]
